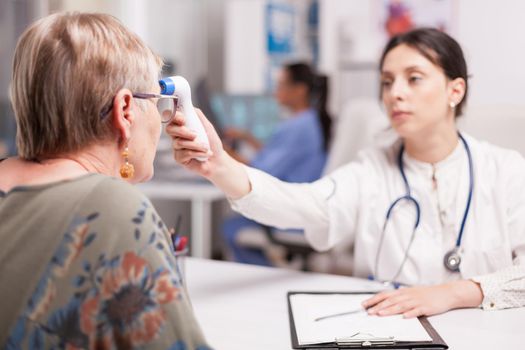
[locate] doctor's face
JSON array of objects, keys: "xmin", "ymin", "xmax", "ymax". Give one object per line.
[{"xmin": 380, "ymin": 44, "xmax": 455, "ymax": 138}]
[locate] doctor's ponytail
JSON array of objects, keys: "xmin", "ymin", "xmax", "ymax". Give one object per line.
[{"xmin": 284, "ymin": 63, "xmax": 332, "ymax": 151}]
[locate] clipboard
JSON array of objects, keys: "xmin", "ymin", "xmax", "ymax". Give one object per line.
[{"xmin": 287, "ymin": 291, "xmax": 448, "ymax": 349}]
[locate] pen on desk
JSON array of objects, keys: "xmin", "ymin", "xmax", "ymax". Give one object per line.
[
  {"xmin": 315, "ymin": 307, "xmax": 368, "ymax": 322},
  {"xmin": 171, "ymin": 214, "xmax": 183, "ymax": 252},
  {"xmin": 174, "ymin": 214, "xmax": 182, "ymax": 234},
  {"xmin": 169, "ymin": 215, "xmax": 187, "ymax": 284}
]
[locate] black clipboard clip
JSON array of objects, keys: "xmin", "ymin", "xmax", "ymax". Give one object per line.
[{"xmin": 336, "ymin": 332, "xmax": 395, "ymax": 347}]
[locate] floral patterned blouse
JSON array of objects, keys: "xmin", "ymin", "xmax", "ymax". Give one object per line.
[{"xmin": 0, "ymin": 173, "xmax": 212, "ymax": 350}]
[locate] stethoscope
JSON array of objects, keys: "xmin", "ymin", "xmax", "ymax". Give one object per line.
[{"xmin": 372, "ymin": 133, "xmax": 474, "ymax": 287}]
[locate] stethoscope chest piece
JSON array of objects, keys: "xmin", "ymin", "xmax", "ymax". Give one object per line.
[{"xmin": 444, "ymin": 248, "xmax": 461, "ymax": 272}]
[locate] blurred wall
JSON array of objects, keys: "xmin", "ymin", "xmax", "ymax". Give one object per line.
[
  {"xmin": 224, "ymin": 0, "xmax": 266, "ymax": 94},
  {"xmin": 53, "ymin": 0, "xmax": 218, "ymax": 87},
  {"xmin": 223, "ymin": 0, "xmax": 318, "ymax": 94},
  {"xmin": 458, "ymin": 0, "xmax": 525, "ymax": 107},
  {"xmin": 0, "ymin": 0, "xmax": 48, "ymax": 155}
]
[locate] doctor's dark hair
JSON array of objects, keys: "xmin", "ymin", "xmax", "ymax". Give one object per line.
[
  {"xmin": 285, "ymin": 62, "xmax": 332, "ymax": 151},
  {"xmin": 379, "ymin": 28, "xmax": 469, "ymax": 117}
]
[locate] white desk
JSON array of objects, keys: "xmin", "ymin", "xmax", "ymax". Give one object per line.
[
  {"xmin": 137, "ymin": 181, "xmax": 224, "ymax": 258},
  {"xmin": 186, "ymin": 258, "xmax": 525, "ymax": 350}
]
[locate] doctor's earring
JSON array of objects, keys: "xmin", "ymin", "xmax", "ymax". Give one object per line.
[
  {"xmin": 449, "ymin": 101, "xmax": 456, "ymax": 109},
  {"xmin": 120, "ymin": 144, "xmax": 135, "ymax": 179}
]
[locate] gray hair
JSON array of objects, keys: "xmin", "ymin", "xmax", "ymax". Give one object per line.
[{"xmin": 10, "ymin": 12, "xmax": 163, "ymax": 160}]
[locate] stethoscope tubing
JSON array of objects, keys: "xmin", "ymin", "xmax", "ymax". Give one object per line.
[{"xmin": 373, "ymin": 133, "xmax": 473, "ymax": 285}]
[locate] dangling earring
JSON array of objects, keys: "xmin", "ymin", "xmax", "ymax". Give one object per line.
[
  {"xmin": 449, "ymin": 101, "xmax": 456, "ymax": 109},
  {"xmin": 120, "ymin": 144, "xmax": 135, "ymax": 179}
]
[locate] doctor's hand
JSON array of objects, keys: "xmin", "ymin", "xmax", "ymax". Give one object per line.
[
  {"xmin": 166, "ymin": 108, "xmax": 251, "ymax": 199},
  {"xmin": 362, "ymin": 279, "xmax": 483, "ymax": 318},
  {"xmin": 166, "ymin": 109, "xmax": 225, "ymax": 178}
]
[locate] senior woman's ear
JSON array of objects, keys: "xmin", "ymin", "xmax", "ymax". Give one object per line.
[{"xmin": 111, "ymin": 88, "xmax": 136, "ymax": 144}]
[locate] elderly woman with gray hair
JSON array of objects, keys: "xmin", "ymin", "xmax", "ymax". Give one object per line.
[{"xmin": 0, "ymin": 12, "xmax": 211, "ymax": 350}]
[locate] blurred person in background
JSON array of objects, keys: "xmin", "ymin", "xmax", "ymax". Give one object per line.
[{"xmin": 221, "ymin": 62, "xmax": 332, "ymax": 266}]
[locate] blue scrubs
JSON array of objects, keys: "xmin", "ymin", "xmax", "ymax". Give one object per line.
[{"xmin": 223, "ymin": 108, "xmax": 326, "ymax": 265}]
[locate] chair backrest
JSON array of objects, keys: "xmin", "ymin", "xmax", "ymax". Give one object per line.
[{"xmin": 324, "ymin": 98, "xmax": 389, "ymax": 175}]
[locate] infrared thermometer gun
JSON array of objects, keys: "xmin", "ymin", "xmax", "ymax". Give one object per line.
[{"xmin": 160, "ymin": 76, "xmax": 210, "ymax": 161}]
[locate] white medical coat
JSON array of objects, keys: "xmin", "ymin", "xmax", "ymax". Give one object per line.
[{"xmin": 231, "ymin": 134, "xmax": 525, "ymax": 309}]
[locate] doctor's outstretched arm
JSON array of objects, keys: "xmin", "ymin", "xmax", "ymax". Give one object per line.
[
  {"xmin": 167, "ymin": 109, "xmax": 251, "ymax": 199},
  {"xmin": 166, "ymin": 109, "xmax": 332, "ymax": 237}
]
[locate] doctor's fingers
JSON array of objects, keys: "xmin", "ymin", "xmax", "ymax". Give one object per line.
[
  {"xmin": 362, "ymin": 290, "xmax": 400, "ymax": 309},
  {"xmin": 173, "ymin": 148, "xmax": 208, "ymax": 164},
  {"xmin": 165, "ymin": 122, "xmax": 197, "ymax": 141},
  {"xmin": 374, "ymin": 298, "xmax": 420, "ymax": 317},
  {"xmin": 366, "ymin": 293, "xmax": 412, "ymax": 315},
  {"xmin": 171, "ymin": 112, "xmax": 186, "ymax": 126},
  {"xmin": 172, "ymin": 138, "xmax": 209, "ymax": 153}
]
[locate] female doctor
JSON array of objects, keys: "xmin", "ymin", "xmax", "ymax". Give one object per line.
[{"xmin": 167, "ymin": 28, "xmax": 525, "ymax": 317}]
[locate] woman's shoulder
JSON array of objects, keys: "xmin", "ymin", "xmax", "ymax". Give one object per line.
[
  {"xmin": 79, "ymin": 174, "xmax": 154, "ymax": 216},
  {"xmin": 269, "ymin": 112, "xmax": 323, "ymax": 149},
  {"xmin": 84, "ymin": 174, "xmax": 147, "ymax": 199},
  {"xmin": 279, "ymin": 109, "xmax": 318, "ymax": 130}
]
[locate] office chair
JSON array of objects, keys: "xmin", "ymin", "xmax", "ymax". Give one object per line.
[{"xmin": 261, "ymin": 226, "xmax": 315, "ymax": 271}]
